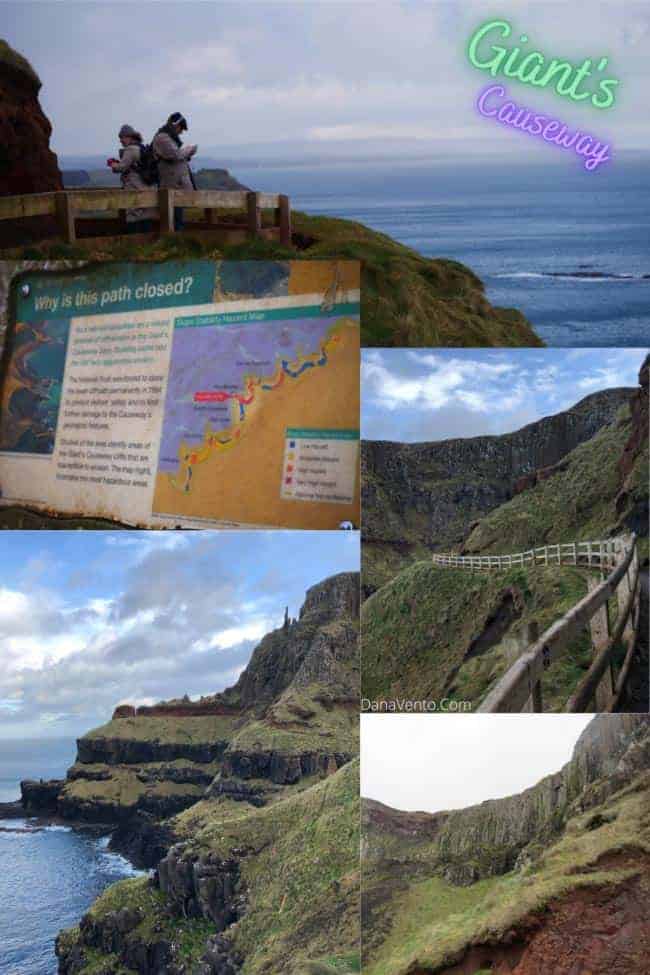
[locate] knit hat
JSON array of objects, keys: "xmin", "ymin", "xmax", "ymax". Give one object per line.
[
  {"xmin": 118, "ymin": 124, "xmax": 141, "ymax": 140},
  {"xmin": 167, "ymin": 112, "xmax": 188, "ymax": 131}
]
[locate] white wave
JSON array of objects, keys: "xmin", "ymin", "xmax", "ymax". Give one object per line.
[
  {"xmin": 94, "ymin": 838, "xmax": 148, "ymax": 878},
  {"xmin": 494, "ymin": 271, "xmax": 644, "ymax": 282},
  {"xmin": 493, "ymin": 272, "xmax": 544, "ymax": 279},
  {"xmin": 100, "ymin": 853, "xmax": 149, "ymax": 878},
  {"xmin": 42, "ymin": 824, "xmax": 72, "ymax": 833}
]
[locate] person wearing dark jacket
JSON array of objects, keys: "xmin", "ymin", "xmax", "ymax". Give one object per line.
[{"xmin": 152, "ymin": 112, "xmax": 198, "ymax": 230}]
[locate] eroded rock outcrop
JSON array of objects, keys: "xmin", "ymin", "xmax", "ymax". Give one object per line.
[
  {"xmin": 0, "ymin": 40, "xmax": 62, "ymax": 195},
  {"xmin": 20, "ymin": 778, "xmax": 65, "ymax": 813},
  {"xmin": 222, "ymin": 571, "xmax": 359, "ymax": 711}
]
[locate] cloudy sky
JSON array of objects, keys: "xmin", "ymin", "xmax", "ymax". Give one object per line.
[
  {"xmin": 362, "ymin": 347, "xmax": 646, "ymax": 442},
  {"xmin": 0, "ymin": 530, "xmax": 359, "ymax": 741},
  {"xmin": 4, "ymin": 1, "xmax": 649, "ymax": 160},
  {"xmin": 361, "ymin": 714, "xmax": 593, "ymax": 812}
]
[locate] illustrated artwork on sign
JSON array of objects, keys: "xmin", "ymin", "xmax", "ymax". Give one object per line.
[
  {"xmin": 0, "ymin": 261, "xmax": 361, "ymax": 529},
  {"xmin": 0, "ymin": 317, "xmax": 70, "ymax": 455}
]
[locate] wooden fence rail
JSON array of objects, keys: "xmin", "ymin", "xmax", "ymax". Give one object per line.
[
  {"xmin": 452, "ymin": 534, "xmax": 641, "ymax": 714},
  {"xmin": 432, "ymin": 538, "xmax": 623, "ymax": 573},
  {"xmin": 0, "ymin": 187, "xmax": 291, "ymax": 248}
]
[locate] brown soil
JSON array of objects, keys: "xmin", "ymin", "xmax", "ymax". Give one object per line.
[{"xmin": 427, "ymin": 855, "xmax": 650, "ymax": 975}]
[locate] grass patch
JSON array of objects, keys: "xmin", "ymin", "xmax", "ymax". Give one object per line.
[
  {"xmin": 84, "ymin": 714, "xmax": 238, "ymax": 744},
  {"xmin": 361, "ymin": 562, "xmax": 591, "ymax": 709}
]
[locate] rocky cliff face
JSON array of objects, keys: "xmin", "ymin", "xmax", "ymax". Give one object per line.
[
  {"xmin": 616, "ymin": 353, "xmax": 650, "ymax": 534},
  {"xmin": 222, "ymin": 571, "xmax": 359, "ymax": 712},
  {"xmin": 362, "ymin": 388, "xmax": 633, "ymax": 596},
  {"xmin": 362, "ymin": 715, "xmax": 650, "ymax": 975},
  {"xmin": 0, "ymin": 40, "xmax": 62, "ymax": 195},
  {"xmin": 364, "ymin": 714, "xmax": 647, "ymax": 886}
]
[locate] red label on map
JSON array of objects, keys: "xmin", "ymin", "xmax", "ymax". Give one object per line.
[{"xmin": 194, "ymin": 391, "xmax": 229, "ymax": 403}]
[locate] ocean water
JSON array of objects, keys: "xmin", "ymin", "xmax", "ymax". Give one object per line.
[
  {"xmin": 235, "ymin": 157, "xmax": 650, "ymax": 347},
  {"xmin": 0, "ymin": 739, "xmax": 143, "ymax": 975},
  {"xmin": 0, "ymin": 738, "xmax": 77, "ymax": 803}
]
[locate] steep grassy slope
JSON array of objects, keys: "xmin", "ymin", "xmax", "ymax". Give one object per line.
[
  {"xmin": 172, "ymin": 759, "xmax": 360, "ymax": 975},
  {"xmin": 0, "ymin": 214, "xmax": 539, "ymax": 349},
  {"xmin": 57, "ymin": 761, "xmax": 360, "ymax": 975},
  {"xmin": 361, "ymin": 562, "xmax": 593, "ymax": 709},
  {"xmin": 362, "ymin": 716, "xmax": 650, "ymax": 975}
]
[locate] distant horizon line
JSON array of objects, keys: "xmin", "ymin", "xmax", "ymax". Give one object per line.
[{"xmin": 56, "ymin": 147, "xmax": 650, "ymax": 170}]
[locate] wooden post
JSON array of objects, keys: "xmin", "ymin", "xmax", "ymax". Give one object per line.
[
  {"xmin": 118, "ymin": 209, "xmax": 128, "ymax": 234},
  {"xmin": 617, "ymin": 565, "xmax": 637, "ymax": 656},
  {"xmin": 204, "ymin": 207, "xmax": 216, "ymax": 226},
  {"xmin": 55, "ymin": 192, "xmax": 76, "ymax": 243},
  {"xmin": 588, "ymin": 575, "xmax": 614, "ymax": 710},
  {"xmin": 158, "ymin": 188, "xmax": 175, "ymax": 234},
  {"xmin": 277, "ymin": 194, "xmax": 291, "ymax": 246},
  {"xmin": 247, "ymin": 191, "xmax": 261, "ymax": 238}
]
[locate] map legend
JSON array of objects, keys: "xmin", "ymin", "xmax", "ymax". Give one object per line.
[{"xmin": 281, "ymin": 428, "xmax": 359, "ymax": 505}]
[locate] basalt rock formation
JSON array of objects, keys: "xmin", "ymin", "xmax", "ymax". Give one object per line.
[
  {"xmin": 56, "ymin": 760, "xmax": 360, "ymax": 975},
  {"xmin": 21, "ymin": 778, "xmax": 65, "ymax": 814},
  {"xmin": 362, "ymin": 387, "xmax": 633, "ymax": 598},
  {"xmin": 0, "ymin": 40, "xmax": 62, "ymax": 195},
  {"xmin": 362, "ymin": 714, "xmax": 650, "ymax": 975}
]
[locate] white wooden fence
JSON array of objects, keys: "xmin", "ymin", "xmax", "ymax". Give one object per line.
[{"xmin": 432, "ymin": 538, "xmax": 623, "ymax": 573}]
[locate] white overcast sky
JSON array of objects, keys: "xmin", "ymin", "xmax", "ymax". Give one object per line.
[
  {"xmin": 362, "ymin": 348, "xmax": 647, "ymax": 441},
  {"xmin": 361, "ymin": 714, "xmax": 593, "ymax": 812},
  {"xmin": 0, "ymin": 530, "xmax": 359, "ymax": 741},
  {"xmin": 3, "ymin": 1, "xmax": 649, "ymax": 158}
]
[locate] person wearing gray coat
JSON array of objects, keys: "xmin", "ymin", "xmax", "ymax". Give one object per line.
[
  {"xmin": 108, "ymin": 124, "xmax": 156, "ymax": 232},
  {"xmin": 152, "ymin": 112, "xmax": 198, "ymax": 230}
]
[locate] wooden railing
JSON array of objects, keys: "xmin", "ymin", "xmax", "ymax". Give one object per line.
[
  {"xmin": 432, "ymin": 538, "xmax": 622, "ymax": 573},
  {"xmin": 0, "ymin": 187, "xmax": 291, "ymax": 247},
  {"xmin": 446, "ymin": 534, "xmax": 641, "ymax": 713}
]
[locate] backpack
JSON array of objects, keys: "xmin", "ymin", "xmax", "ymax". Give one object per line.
[{"xmin": 136, "ymin": 143, "xmax": 159, "ymax": 186}]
